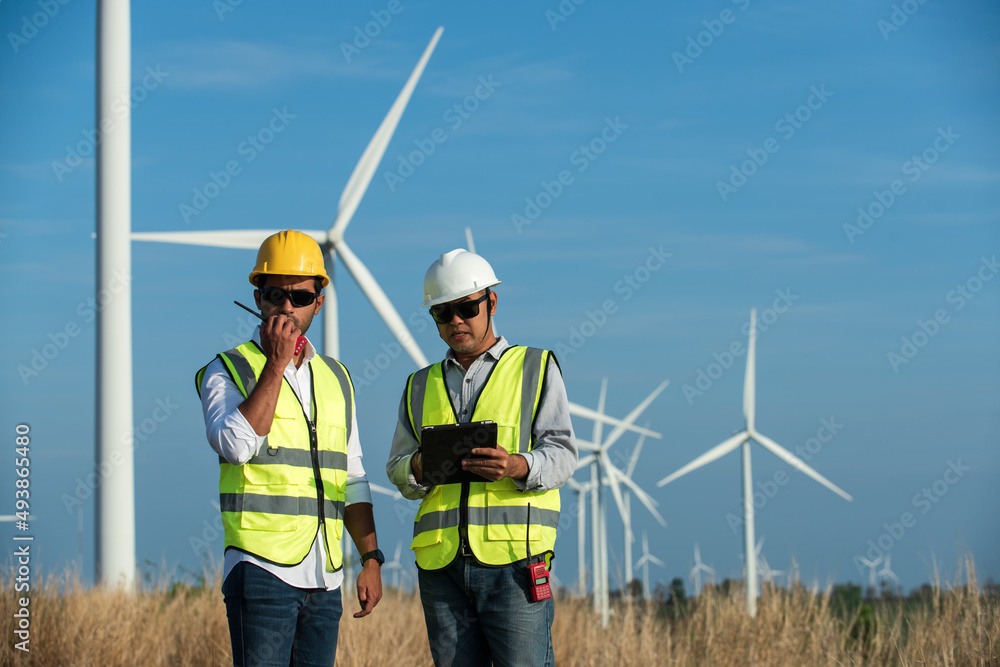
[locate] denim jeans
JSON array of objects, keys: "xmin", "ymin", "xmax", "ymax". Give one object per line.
[
  {"xmin": 418, "ymin": 556, "xmax": 555, "ymax": 667},
  {"xmin": 222, "ymin": 562, "xmax": 343, "ymax": 667}
]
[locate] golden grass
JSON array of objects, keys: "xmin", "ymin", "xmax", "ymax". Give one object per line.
[{"xmin": 2, "ymin": 559, "xmax": 996, "ymax": 666}]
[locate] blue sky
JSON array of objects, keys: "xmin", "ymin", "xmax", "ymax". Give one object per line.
[{"xmin": 1, "ymin": 0, "xmax": 998, "ymax": 595}]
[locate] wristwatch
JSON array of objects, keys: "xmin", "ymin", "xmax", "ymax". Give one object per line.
[{"xmin": 360, "ymin": 549, "xmax": 385, "ymax": 566}]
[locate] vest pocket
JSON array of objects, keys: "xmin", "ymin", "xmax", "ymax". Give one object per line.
[
  {"xmin": 484, "ymin": 488, "xmax": 541, "ymax": 542},
  {"xmin": 239, "ymin": 485, "xmax": 300, "ymax": 532}
]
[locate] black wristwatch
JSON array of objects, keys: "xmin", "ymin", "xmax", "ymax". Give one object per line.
[{"xmin": 360, "ymin": 549, "xmax": 385, "ymax": 566}]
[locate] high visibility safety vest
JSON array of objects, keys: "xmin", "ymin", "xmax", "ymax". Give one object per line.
[
  {"xmin": 195, "ymin": 341, "xmax": 353, "ymax": 572},
  {"xmin": 407, "ymin": 345, "xmax": 561, "ymax": 570}
]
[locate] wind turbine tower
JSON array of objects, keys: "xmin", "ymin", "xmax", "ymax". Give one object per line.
[
  {"xmin": 95, "ymin": 0, "xmax": 135, "ymax": 589},
  {"xmin": 658, "ymin": 309, "xmax": 853, "ymax": 616}
]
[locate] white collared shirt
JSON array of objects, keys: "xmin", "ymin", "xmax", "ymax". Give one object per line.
[{"xmin": 199, "ymin": 326, "xmax": 371, "ymax": 590}]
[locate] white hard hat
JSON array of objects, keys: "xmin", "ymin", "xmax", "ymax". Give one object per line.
[{"xmin": 422, "ymin": 249, "xmax": 501, "ymax": 307}]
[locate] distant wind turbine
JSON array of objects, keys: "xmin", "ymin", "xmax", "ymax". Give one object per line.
[
  {"xmin": 859, "ymin": 555, "xmax": 883, "ymax": 596},
  {"xmin": 690, "ymin": 542, "xmax": 716, "ymax": 597},
  {"xmin": 658, "ymin": 309, "xmax": 852, "ymax": 616},
  {"xmin": 879, "ymin": 553, "xmax": 900, "ymax": 594},
  {"xmin": 634, "ymin": 531, "xmax": 665, "ymax": 601},
  {"xmin": 577, "ymin": 377, "xmax": 669, "ymax": 626}
]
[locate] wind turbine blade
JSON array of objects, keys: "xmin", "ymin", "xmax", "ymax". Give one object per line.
[
  {"xmin": 744, "ymin": 308, "xmax": 756, "ymax": 432},
  {"xmin": 131, "ymin": 229, "xmax": 328, "ymax": 250},
  {"xmin": 329, "ymin": 27, "xmax": 443, "ymax": 241},
  {"xmin": 592, "ymin": 378, "xmax": 608, "ymax": 448},
  {"xmin": 601, "ymin": 379, "xmax": 670, "ymax": 449},
  {"xmin": 610, "ymin": 467, "xmax": 666, "ymax": 527},
  {"xmin": 576, "ymin": 454, "xmax": 596, "ymax": 469},
  {"xmin": 648, "ymin": 555, "xmax": 665, "ymax": 568},
  {"xmin": 465, "ymin": 226, "xmax": 475, "ymax": 253},
  {"xmin": 625, "ymin": 425, "xmax": 648, "ymax": 478},
  {"xmin": 657, "ymin": 431, "xmax": 747, "ymax": 487},
  {"xmin": 576, "ymin": 439, "xmax": 599, "ymax": 452},
  {"xmin": 335, "ymin": 240, "xmax": 429, "ymax": 368},
  {"xmin": 568, "ymin": 403, "xmax": 661, "ymax": 438},
  {"xmin": 599, "ymin": 451, "xmax": 629, "ymax": 531},
  {"xmin": 752, "ymin": 431, "xmax": 853, "ymax": 501}
]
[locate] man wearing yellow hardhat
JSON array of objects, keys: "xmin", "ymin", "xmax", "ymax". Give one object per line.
[
  {"xmin": 387, "ymin": 249, "xmax": 577, "ymax": 666},
  {"xmin": 197, "ymin": 230, "xmax": 383, "ymax": 667}
]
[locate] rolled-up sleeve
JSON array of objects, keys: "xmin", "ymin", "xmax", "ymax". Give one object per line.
[
  {"xmin": 386, "ymin": 392, "xmax": 431, "ymax": 500},
  {"xmin": 516, "ymin": 357, "xmax": 578, "ymax": 492}
]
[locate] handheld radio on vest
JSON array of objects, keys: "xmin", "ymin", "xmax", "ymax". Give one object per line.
[
  {"xmin": 525, "ymin": 504, "xmax": 552, "ymax": 602},
  {"xmin": 235, "ymin": 301, "xmax": 306, "ymax": 355}
]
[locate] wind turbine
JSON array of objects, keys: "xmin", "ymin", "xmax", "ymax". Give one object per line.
[
  {"xmin": 577, "ymin": 377, "xmax": 669, "ymax": 626},
  {"xmin": 617, "ymin": 424, "xmax": 664, "ymax": 594},
  {"xmin": 657, "ymin": 309, "xmax": 852, "ymax": 617},
  {"xmin": 383, "ymin": 542, "xmax": 412, "ymax": 590},
  {"xmin": 565, "ymin": 476, "xmax": 593, "ymax": 597},
  {"xmin": 690, "ymin": 543, "xmax": 715, "ymax": 597},
  {"xmin": 859, "ymin": 555, "xmax": 883, "ymax": 597},
  {"xmin": 753, "ymin": 538, "xmax": 784, "ymax": 584},
  {"xmin": 132, "ymin": 28, "xmax": 445, "ymax": 366},
  {"xmin": 634, "ymin": 531, "xmax": 665, "ymax": 601},
  {"xmin": 879, "ymin": 553, "xmax": 900, "ymax": 594}
]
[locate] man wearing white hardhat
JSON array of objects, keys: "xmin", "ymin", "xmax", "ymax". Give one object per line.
[{"xmin": 387, "ymin": 249, "xmax": 577, "ymax": 666}]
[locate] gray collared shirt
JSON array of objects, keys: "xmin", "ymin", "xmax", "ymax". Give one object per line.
[{"xmin": 386, "ymin": 336, "xmax": 577, "ymax": 499}]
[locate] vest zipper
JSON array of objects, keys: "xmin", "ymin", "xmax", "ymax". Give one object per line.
[
  {"xmin": 459, "ymin": 480, "xmax": 471, "ymax": 556},
  {"xmin": 309, "ymin": 420, "xmax": 325, "ymax": 531}
]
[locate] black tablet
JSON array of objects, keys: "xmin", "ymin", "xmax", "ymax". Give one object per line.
[{"xmin": 420, "ymin": 421, "xmax": 498, "ymax": 485}]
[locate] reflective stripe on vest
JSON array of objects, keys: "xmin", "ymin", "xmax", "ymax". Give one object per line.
[
  {"xmin": 407, "ymin": 346, "xmax": 560, "ymax": 569},
  {"xmin": 196, "ymin": 343, "xmax": 353, "ymax": 571}
]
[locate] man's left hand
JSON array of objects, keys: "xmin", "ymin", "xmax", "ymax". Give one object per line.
[
  {"xmin": 354, "ymin": 560, "xmax": 383, "ymax": 618},
  {"xmin": 463, "ymin": 447, "xmax": 527, "ymax": 482}
]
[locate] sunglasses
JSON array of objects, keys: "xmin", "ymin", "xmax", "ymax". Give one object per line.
[
  {"xmin": 429, "ymin": 292, "xmax": 490, "ymax": 324},
  {"xmin": 260, "ymin": 286, "xmax": 320, "ymax": 308}
]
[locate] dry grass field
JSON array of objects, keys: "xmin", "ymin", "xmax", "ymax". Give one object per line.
[{"xmin": 2, "ymin": 559, "xmax": 997, "ymax": 666}]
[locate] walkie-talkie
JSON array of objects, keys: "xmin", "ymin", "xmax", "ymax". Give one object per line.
[
  {"xmin": 525, "ymin": 504, "xmax": 552, "ymax": 602},
  {"xmin": 235, "ymin": 301, "xmax": 307, "ymax": 355}
]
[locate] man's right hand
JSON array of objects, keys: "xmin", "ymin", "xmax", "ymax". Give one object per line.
[{"xmin": 259, "ymin": 314, "xmax": 301, "ymax": 368}]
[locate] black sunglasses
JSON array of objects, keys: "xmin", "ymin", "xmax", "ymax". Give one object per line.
[
  {"xmin": 261, "ymin": 286, "xmax": 320, "ymax": 308},
  {"xmin": 429, "ymin": 292, "xmax": 490, "ymax": 324}
]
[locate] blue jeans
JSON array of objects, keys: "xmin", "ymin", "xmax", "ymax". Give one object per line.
[
  {"xmin": 222, "ymin": 562, "xmax": 343, "ymax": 667},
  {"xmin": 418, "ymin": 556, "xmax": 555, "ymax": 667}
]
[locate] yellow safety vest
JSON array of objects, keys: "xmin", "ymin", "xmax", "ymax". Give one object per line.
[
  {"xmin": 407, "ymin": 346, "xmax": 561, "ymax": 570},
  {"xmin": 196, "ymin": 341, "xmax": 352, "ymax": 571}
]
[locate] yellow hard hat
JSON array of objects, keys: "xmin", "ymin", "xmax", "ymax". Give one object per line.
[{"xmin": 248, "ymin": 230, "xmax": 330, "ymax": 287}]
